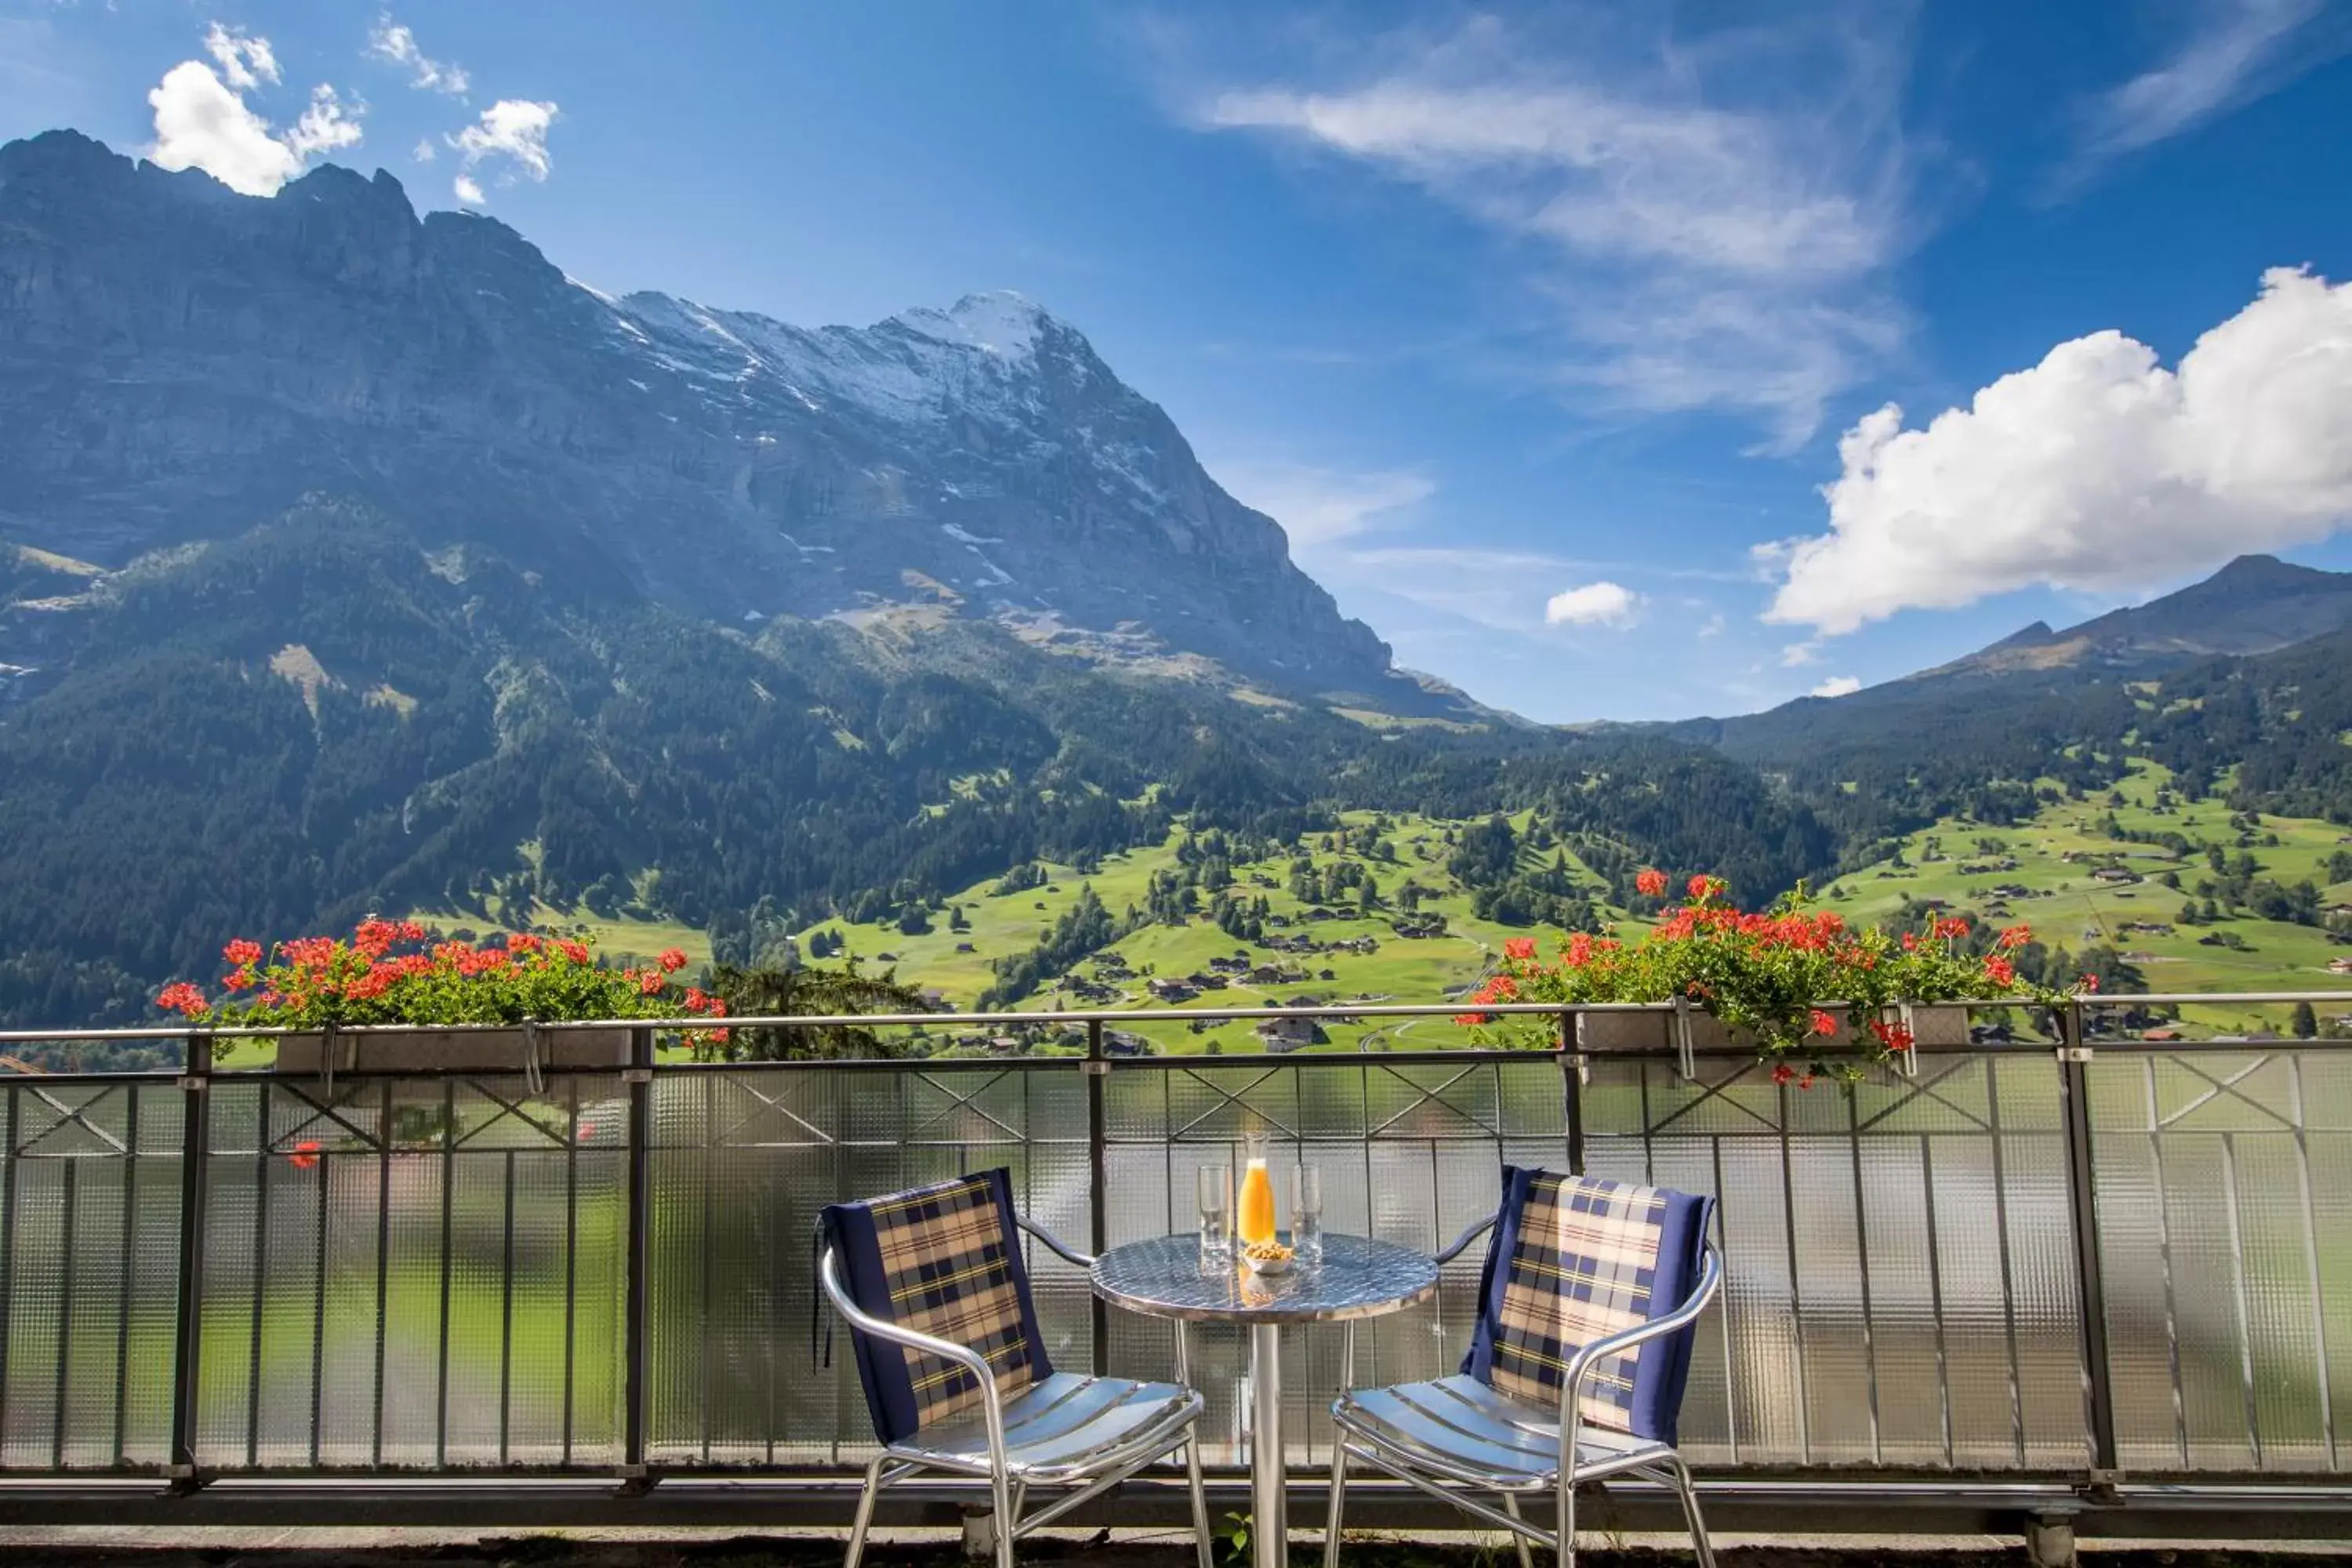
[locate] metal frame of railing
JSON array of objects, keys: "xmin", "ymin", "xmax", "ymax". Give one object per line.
[{"xmin": 0, "ymin": 993, "xmax": 2347, "ymax": 1547}]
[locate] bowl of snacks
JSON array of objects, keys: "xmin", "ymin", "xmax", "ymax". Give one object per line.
[{"xmin": 1242, "ymin": 1240, "xmax": 1295, "ymax": 1276}]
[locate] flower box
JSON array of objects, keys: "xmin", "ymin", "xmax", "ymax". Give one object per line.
[
  {"xmin": 271, "ymin": 1025, "xmax": 636, "ymax": 1076},
  {"xmin": 1573, "ymin": 1004, "xmax": 1970, "ymax": 1058}
]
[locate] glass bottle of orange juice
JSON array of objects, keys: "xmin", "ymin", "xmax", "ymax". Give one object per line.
[{"xmin": 1236, "ymin": 1137, "xmax": 1278, "ymax": 1247}]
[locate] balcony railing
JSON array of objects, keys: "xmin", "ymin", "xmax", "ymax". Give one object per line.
[{"xmin": 0, "ymin": 994, "xmax": 2347, "ymax": 1544}]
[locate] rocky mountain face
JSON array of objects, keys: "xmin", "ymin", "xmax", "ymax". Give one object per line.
[{"xmin": 0, "ymin": 130, "xmax": 1409, "ymax": 702}]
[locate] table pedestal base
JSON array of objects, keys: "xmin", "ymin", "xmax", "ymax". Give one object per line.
[{"xmin": 1250, "ymin": 1323, "xmax": 1283, "ymax": 1568}]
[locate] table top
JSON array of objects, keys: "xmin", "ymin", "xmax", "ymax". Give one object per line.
[{"xmin": 1090, "ymin": 1234, "xmax": 1439, "ymax": 1325}]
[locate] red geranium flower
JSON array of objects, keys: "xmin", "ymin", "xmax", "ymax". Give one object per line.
[
  {"xmin": 2079, "ymin": 972, "xmax": 2099, "ymax": 993},
  {"xmin": 1503, "ymin": 937, "xmax": 1537, "ymax": 961},
  {"xmin": 289, "ymin": 1139, "xmax": 321, "ymax": 1171},
  {"xmin": 658, "ymin": 947, "xmax": 689, "ymax": 973},
  {"xmin": 1635, "ymin": 868, "xmax": 1668, "ymax": 898},
  {"xmin": 223, "ymin": 938, "xmax": 263, "ymax": 967},
  {"xmin": 1810, "ymin": 1009, "xmax": 1839, "ymax": 1037},
  {"xmin": 1998, "ymin": 924, "xmax": 2033, "ymax": 950},
  {"xmin": 155, "ymin": 982, "xmax": 207, "ymax": 1018},
  {"xmin": 1983, "ymin": 955, "xmax": 2016, "ymax": 987}
]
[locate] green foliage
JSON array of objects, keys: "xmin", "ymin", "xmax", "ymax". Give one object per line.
[{"xmin": 699, "ymin": 961, "xmax": 933, "ymax": 1061}]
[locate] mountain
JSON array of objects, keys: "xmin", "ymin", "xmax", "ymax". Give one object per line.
[
  {"xmin": 0, "ymin": 129, "xmax": 1832, "ymax": 1027},
  {"xmin": 0, "ymin": 129, "xmax": 1443, "ymax": 710},
  {"xmin": 1922, "ymin": 555, "xmax": 2352, "ymax": 677}
]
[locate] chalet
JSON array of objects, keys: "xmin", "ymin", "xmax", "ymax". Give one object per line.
[
  {"xmin": 2329, "ymin": 956, "xmax": 2352, "ymax": 975},
  {"xmin": 1186, "ymin": 972, "xmax": 1229, "ymax": 990},
  {"xmin": 1103, "ymin": 1031, "xmax": 1150, "ymax": 1057},
  {"xmin": 1254, "ymin": 1016, "xmax": 1323, "ymax": 1052},
  {"xmin": 2140, "ymin": 1028, "xmax": 2184, "ymax": 1043},
  {"xmin": 1147, "ymin": 978, "xmax": 1197, "ymax": 1002},
  {"xmin": 2119, "ymin": 922, "xmax": 2176, "ymax": 936},
  {"xmin": 2090, "ymin": 866, "xmax": 2140, "ymax": 884}
]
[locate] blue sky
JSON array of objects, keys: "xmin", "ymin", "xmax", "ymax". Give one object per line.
[{"xmin": 5, "ymin": 1, "xmax": 2350, "ymax": 722}]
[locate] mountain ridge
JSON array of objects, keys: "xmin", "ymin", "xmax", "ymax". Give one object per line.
[{"xmin": 0, "ymin": 129, "xmax": 1435, "ymax": 710}]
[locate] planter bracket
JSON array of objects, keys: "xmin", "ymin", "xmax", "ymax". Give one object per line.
[{"xmin": 1670, "ymin": 996, "xmax": 1697, "ymax": 1081}]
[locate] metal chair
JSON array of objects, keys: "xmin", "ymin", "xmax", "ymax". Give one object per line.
[
  {"xmin": 1325, "ymin": 1168, "xmax": 1723, "ymax": 1568},
  {"xmin": 818, "ymin": 1170, "xmax": 1214, "ymax": 1568}
]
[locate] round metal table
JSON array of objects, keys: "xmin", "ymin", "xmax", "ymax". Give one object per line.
[{"xmin": 1090, "ymin": 1235, "xmax": 1439, "ymax": 1568}]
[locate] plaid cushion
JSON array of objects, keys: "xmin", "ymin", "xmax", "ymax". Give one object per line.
[
  {"xmin": 1463, "ymin": 1167, "xmax": 1712, "ymax": 1442},
  {"xmin": 821, "ymin": 1170, "xmax": 1051, "ymax": 1443}
]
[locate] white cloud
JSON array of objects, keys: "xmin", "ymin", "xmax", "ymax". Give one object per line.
[
  {"xmin": 1779, "ymin": 639, "xmax": 1823, "ymax": 667},
  {"xmin": 448, "ymin": 99, "xmax": 559, "ymax": 196},
  {"xmin": 202, "ymin": 22, "xmax": 278, "ymax": 92},
  {"xmin": 2056, "ymin": 0, "xmax": 2345, "ymax": 191},
  {"xmin": 1695, "ymin": 612, "xmax": 1726, "ymax": 638},
  {"xmin": 1196, "ymin": 13, "xmax": 1918, "ymax": 445},
  {"xmin": 1766, "ymin": 267, "xmax": 2352, "ymax": 636},
  {"xmin": 1810, "ymin": 675, "xmax": 1863, "ymax": 698},
  {"xmin": 147, "ymin": 24, "xmax": 365, "ymax": 198},
  {"xmin": 452, "ymin": 172, "xmax": 485, "ymax": 206},
  {"xmin": 1544, "ymin": 580, "xmax": 1642, "ymax": 629},
  {"xmin": 284, "ymin": 85, "xmax": 364, "ymax": 159},
  {"xmin": 367, "ymin": 16, "xmax": 470, "ymax": 96},
  {"xmin": 148, "ymin": 60, "xmax": 305, "ymax": 196},
  {"xmin": 412, "ymin": 137, "xmax": 436, "ymax": 163},
  {"xmin": 1211, "ymin": 460, "xmax": 1435, "ymax": 549}
]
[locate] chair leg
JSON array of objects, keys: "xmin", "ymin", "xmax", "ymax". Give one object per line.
[
  {"xmin": 991, "ymin": 1468, "xmax": 1017, "ymax": 1568},
  {"xmin": 1501, "ymin": 1493, "xmax": 1535, "ymax": 1568},
  {"xmin": 845, "ymin": 1454, "xmax": 887, "ymax": 1568},
  {"xmin": 1185, "ymin": 1433, "xmax": 1215, "ymax": 1568},
  {"xmin": 1321, "ymin": 1439, "xmax": 1348, "ymax": 1568},
  {"xmin": 1554, "ymin": 1476, "xmax": 1576, "ymax": 1568},
  {"xmin": 1663, "ymin": 1454, "xmax": 1715, "ymax": 1568}
]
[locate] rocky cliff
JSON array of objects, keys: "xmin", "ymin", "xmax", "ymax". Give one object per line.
[{"xmin": 0, "ymin": 130, "xmax": 1402, "ymax": 697}]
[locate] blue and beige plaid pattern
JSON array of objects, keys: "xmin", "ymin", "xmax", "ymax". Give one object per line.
[
  {"xmin": 1486, "ymin": 1173, "xmax": 1668, "ymax": 1432},
  {"xmin": 869, "ymin": 1173, "xmax": 1039, "ymax": 1430}
]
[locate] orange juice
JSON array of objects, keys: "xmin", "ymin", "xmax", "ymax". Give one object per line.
[{"xmin": 1237, "ymin": 1157, "xmax": 1276, "ymax": 1246}]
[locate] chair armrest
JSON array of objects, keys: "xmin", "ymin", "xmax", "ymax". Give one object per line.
[
  {"xmin": 1016, "ymin": 1213, "xmax": 1096, "ymax": 1268},
  {"xmin": 1436, "ymin": 1210, "xmax": 1498, "ymax": 1265},
  {"xmin": 818, "ymin": 1247, "xmax": 1009, "ymax": 1457},
  {"xmin": 1557, "ymin": 1244, "xmax": 1723, "ymax": 1455}
]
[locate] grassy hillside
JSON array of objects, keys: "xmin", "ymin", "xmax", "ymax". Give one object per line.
[
  {"xmin": 788, "ymin": 811, "xmax": 1609, "ymax": 1055},
  {"xmin": 1812, "ymin": 760, "xmax": 2352, "ymax": 1036},
  {"xmin": 372, "ymin": 766, "xmax": 2350, "ymax": 1058}
]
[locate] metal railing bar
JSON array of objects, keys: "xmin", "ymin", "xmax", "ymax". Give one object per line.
[
  {"xmin": 244, "ymin": 1085, "xmax": 270, "ymax": 1468},
  {"xmin": 369, "ymin": 1079, "xmax": 391, "ymax": 1471},
  {"xmin": 258, "ymin": 1080, "xmax": 383, "ymax": 1157},
  {"xmin": 0, "ymin": 1089, "xmax": 19, "ymax": 1461},
  {"xmin": 166, "ymin": 1033, "xmax": 210, "ymax": 1484},
  {"xmin": 2142, "ymin": 1054, "xmax": 2189, "ymax": 1469},
  {"xmin": 2060, "ymin": 1008, "xmax": 2122, "ymax": 1481},
  {"xmin": 1776, "ymin": 1073, "xmax": 1813, "ymax": 1466},
  {"xmin": 307, "ymin": 1152, "xmax": 328, "ymax": 1468},
  {"xmin": 1846, "ymin": 1087, "xmax": 1884, "ymax": 1466},
  {"xmin": 499, "ymin": 1147, "xmax": 517, "ymax": 1468},
  {"xmin": 433, "ymin": 1079, "xmax": 455, "ymax": 1471},
  {"xmin": 53, "ymin": 1157, "xmax": 78, "ymax": 1470},
  {"xmin": 111, "ymin": 1088, "xmax": 140, "ymax": 1468},
  {"xmin": 1980, "ymin": 1058, "xmax": 2030, "ymax": 1469},
  {"xmin": 2218, "ymin": 1131, "xmax": 2263, "ymax": 1468},
  {"xmin": 2155, "ymin": 1054, "xmax": 2297, "ymax": 1133},
  {"xmin": 2287, "ymin": 1055, "xmax": 2338, "ymax": 1471},
  {"xmin": 561, "ymin": 1075, "xmax": 580, "ymax": 1471},
  {"xmin": 1918, "ymin": 1131, "xmax": 1955, "ymax": 1469}
]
